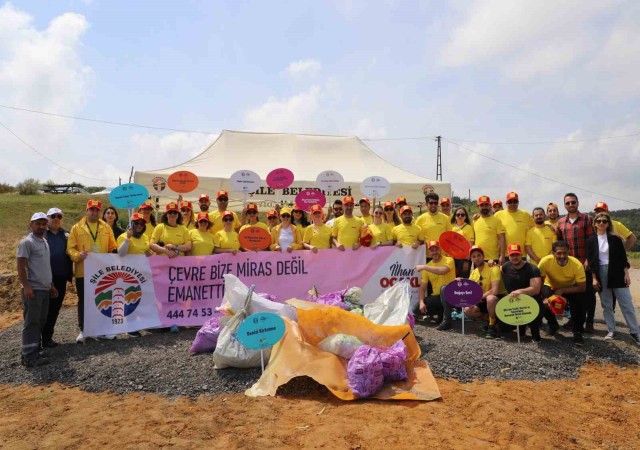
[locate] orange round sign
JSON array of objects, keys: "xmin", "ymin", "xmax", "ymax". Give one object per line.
[
  {"xmin": 439, "ymin": 231, "xmax": 472, "ymax": 259},
  {"xmin": 167, "ymin": 171, "xmax": 199, "ymax": 193},
  {"xmin": 239, "ymin": 227, "xmax": 272, "ymax": 251}
]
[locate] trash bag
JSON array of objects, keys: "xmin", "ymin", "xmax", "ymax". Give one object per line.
[
  {"xmin": 380, "ymin": 340, "xmax": 408, "ymax": 382},
  {"xmin": 343, "ymin": 287, "xmax": 362, "ymax": 309},
  {"xmin": 189, "ymin": 314, "xmax": 222, "ymax": 354},
  {"xmin": 406, "ymin": 313, "xmax": 415, "ymax": 330},
  {"xmin": 308, "ymin": 288, "xmax": 350, "ymax": 310},
  {"xmin": 257, "ymin": 293, "xmax": 278, "ymax": 302},
  {"xmin": 364, "ymin": 280, "xmax": 411, "ymax": 326},
  {"xmin": 347, "ymin": 345, "xmax": 384, "ymax": 398},
  {"xmin": 317, "ymin": 333, "xmax": 363, "ymax": 359},
  {"xmin": 222, "ymin": 274, "xmax": 297, "ymax": 321}
]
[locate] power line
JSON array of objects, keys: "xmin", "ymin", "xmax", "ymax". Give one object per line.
[
  {"xmin": 0, "ymin": 118, "xmax": 113, "ymax": 183},
  {"xmin": 445, "ymin": 138, "xmax": 640, "ymax": 206},
  {"xmin": 445, "ymin": 133, "xmax": 640, "ymax": 145}
]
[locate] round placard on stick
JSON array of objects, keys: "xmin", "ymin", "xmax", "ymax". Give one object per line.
[
  {"xmin": 167, "ymin": 171, "xmax": 199, "ymax": 194},
  {"xmin": 440, "ymin": 231, "xmax": 472, "ymax": 260},
  {"xmin": 294, "ymin": 189, "xmax": 326, "ymax": 212},
  {"xmin": 266, "ymin": 168, "xmax": 294, "ymax": 189},
  {"xmin": 230, "ymin": 170, "xmax": 261, "ymax": 194},
  {"xmin": 442, "ymin": 279, "xmax": 483, "ymax": 308},
  {"xmin": 109, "ymin": 183, "xmax": 149, "ymax": 209},
  {"xmin": 239, "ymin": 227, "xmax": 272, "ymax": 251},
  {"xmin": 360, "ymin": 176, "xmax": 390, "ymax": 199},
  {"xmin": 496, "ymin": 295, "xmax": 540, "ymax": 326},
  {"xmin": 237, "ymin": 312, "xmax": 286, "ymax": 350},
  {"xmin": 316, "ymin": 170, "xmax": 344, "ymax": 193}
]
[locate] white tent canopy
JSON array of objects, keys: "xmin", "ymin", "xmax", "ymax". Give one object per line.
[{"xmin": 134, "ymin": 130, "xmax": 451, "ymax": 209}]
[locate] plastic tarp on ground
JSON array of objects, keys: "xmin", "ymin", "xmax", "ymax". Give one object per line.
[
  {"xmin": 134, "ymin": 129, "xmax": 451, "ymax": 208},
  {"xmin": 245, "ymin": 300, "xmax": 441, "ymax": 401}
]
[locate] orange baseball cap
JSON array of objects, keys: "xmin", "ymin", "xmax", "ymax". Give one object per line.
[
  {"xmin": 310, "ymin": 204, "xmax": 323, "ymax": 214},
  {"xmin": 196, "ymin": 212, "xmax": 210, "ymax": 222},
  {"xmin": 359, "ymin": 197, "xmax": 370, "ymax": 205},
  {"xmin": 138, "ymin": 200, "xmax": 154, "ymax": 211},
  {"xmin": 399, "ymin": 205, "xmax": 412, "ymax": 215},
  {"xmin": 477, "ymin": 196, "xmax": 491, "ymax": 205},
  {"xmin": 179, "ymin": 200, "xmax": 193, "ymax": 211},
  {"xmin": 343, "ymin": 196, "xmax": 355, "ymax": 205},
  {"xmin": 216, "ymin": 190, "xmax": 229, "ymax": 199},
  {"xmin": 506, "ymin": 192, "xmax": 519, "ymax": 201},
  {"xmin": 267, "ymin": 210, "xmax": 278, "ymax": 219},
  {"xmin": 198, "ymin": 194, "xmax": 210, "ymax": 201},
  {"xmin": 383, "ymin": 201, "xmax": 394, "ymax": 209},
  {"xmin": 130, "ymin": 212, "xmax": 145, "ymax": 222},
  {"xmin": 594, "ymin": 202, "xmax": 608, "ymax": 212},
  {"xmin": 165, "ymin": 202, "xmax": 179, "ymax": 212},
  {"xmin": 222, "ymin": 210, "xmax": 233, "ymax": 219},
  {"xmin": 507, "ymin": 243, "xmax": 522, "ymax": 255},
  {"xmin": 469, "ymin": 245, "xmax": 484, "ymax": 256},
  {"xmin": 492, "ymin": 199, "xmax": 503, "ymax": 207},
  {"xmin": 246, "ymin": 203, "xmax": 258, "ymax": 212},
  {"xmin": 86, "ymin": 199, "xmax": 102, "ymax": 210},
  {"xmin": 396, "ymin": 196, "xmax": 407, "ymax": 204},
  {"xmin": 439, "ymin": 197, "xmax": 451, "ymax": 206},
  {"xmin": 427, "ymin": 240, "xmax": 440, "ymax": 249}
]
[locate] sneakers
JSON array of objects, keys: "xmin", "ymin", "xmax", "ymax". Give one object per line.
[
  {"xmin": 532, "ymin": 336, "xmax": 542, "ymax": 343},
  {"xmin": 128, "ymin": 331, "xmax": 142, "ymax": 338},
  {"xmin": 546, "ymin": 324, "xmax": 559, "ymax": 336},
  {"xmin": 170, "ymin": 325, "xmax": 180, "ymax": 333},
  {"xmin": 585, "ymin": 322, "xmax": 595, "ymax": 334},
  {"xmin": 485, "ymin": 326, "xmax": 498, "ymax": 339},
  {"xmin": 604, "ymin": 331, "xmax": 615, "ymax": 340},
  {"xmin": 563, "ymin": 319, "xmax": 574, "ymax": 331},
  {"xmin": 631, "ymin": 333, "xmax": 640, "ymax": 346},
  {"xmin": 76, "ymin": 332, "xmax": 85, "ymax": 344},
  {"xmin": 436, "ymin": 321, "xmax": 452, "ymax": 331},
  {"xmin": 21, "ymin": 356, "xmax": 49, "ymax": 367},
  {"xmin": 573, "ymin": 332, "xmax": 584, "ymax": 346}
]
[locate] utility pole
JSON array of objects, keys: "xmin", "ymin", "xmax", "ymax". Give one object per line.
[{"xmin": 436, "ymin": 136, "xmax": 442, "ymax": 181}]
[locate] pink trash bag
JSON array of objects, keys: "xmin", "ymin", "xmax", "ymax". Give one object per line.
[
  {"xmin": 380, "ymin": 340, "xmax": 408, "ymax": 382},
  {"xmin": 347, "ymin": 345, "xmax": 384, "ymax": 398},
  {"xmin": 189, "ymin": 315, "xmax": 222, "ymax": 354}
]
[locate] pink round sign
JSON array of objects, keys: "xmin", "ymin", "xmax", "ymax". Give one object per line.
[
  {"xmin": 294, "ymin": 189, "xmax": 326, "ymax": 212},
  {"xmin": 266, "ymin": 168, "xmax": 294, "ymax": 189}
]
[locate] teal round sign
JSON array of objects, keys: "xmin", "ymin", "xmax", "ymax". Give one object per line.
[
  {"xmin": 237, "ymin": 312, "xmax": 286, "ymax": 350},
  {"xmin": 109, "ymin": 183, "xmax": 149, "ymax": 209}
]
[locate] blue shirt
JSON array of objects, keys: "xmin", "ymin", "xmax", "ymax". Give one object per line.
[{"xmin": 46, "ymin": 228, "xmax": 70, "ymax": 278}]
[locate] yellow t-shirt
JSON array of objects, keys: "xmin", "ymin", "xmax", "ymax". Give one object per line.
[
  {"xmin": 494, "ymin": 209, "xmax": 535, "ymax": 249},
  {"xmin": 183, "ymin": 220, "xmax": 197, "ymax": 231},
  {"xmin": 209, "ymin": 210, "xmax": 242, "ymax": 234},
  {"xmin": 151, "ymin": 224, "xmax": 191, "ymax": 256},
  {"xmin": 415, "ymin": 211, "xmax": 452, "ymax": 242},
  {"xmin": 189, "ymin": 229, "xmax": 215, "ymax": 256},
  {"xmin": 473, "ymin": 216, "xmax": 506, "ymax": 261},
  {"xmin": 214, "ymin": 230, "xmax": 240, "ymax": 251},
  {"xmin": 470, "ymin": 264, "xmax": 507, "ymax": 295},
  {"xmin": 116, "ymin": 233, "xmax": 150, "ymax": 255},
  {"xmin": 143, "ymin": 223, "xmax": 155, "ymax": 241},
  {"xmin": 392, "ymin": 224, "xmax": 425, "ymax": 246},
  {"xmin": 331, "ymin": 216, "xmax": 363, "ymax": 247},
  {"xmin": 368, "ymin": 223, "xmax": 393, "ymax": 246},
  {"xmin": 544, "ymin": 218, "xmax": 559, "ymax": 228},
  {"xmin": 359, "ymin": 215, "xmax": 373, "ymax": 225},
  {"xmin": 612, "ymin": 220, "xmax": 633, "ymax": 240},
  {"xmin": 452, "ymin": 223, "xmax": 475, "ymax": 245},
  {"xmin": 525, "ymin": 225, "xmax": 557, "ymax": 266},
  {"xmin": 303, "ymin": 224, "xmax": 333, "ymax": 249},
  {"xmin": 538, "ymin": 255, "xmax": 586, "ymax": 289},
  {"xmin": 420, "ymin": 256, "xmax": 456, "ymax": 293}
]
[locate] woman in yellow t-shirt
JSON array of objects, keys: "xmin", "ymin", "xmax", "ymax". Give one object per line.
[
  {"xmin": 214, "ymin": 211, "xmax": 240, "ymax": 255},
  {"xmin": 303, "ymin": 204, "xmax": 332, "ymax": 252},
  {"xmin": 137, "ymin": 201, "xmax": 156, "ymax": 241},
  {"xmin": 116, "ymin": 213, "xmax": 153, "ymax": 256},
  {"xmin": 451, "ymin": 206, "xmax": 475, "ymax": 278},
  {"xmin": 149, "ymin": 202, "xmax": 192, "ymax": 258},
  {"xmin": 382, "ymin": 201, "xmax": 401, "ymax": 226},
  {"xmin": 189, "ymin": 212, "xmax": 216, "ymax": 256},
  {"xmin": 368, "ymin": 204, "xmax": 394, "ymax": 248},
  {"xmin": 180, "ymin": 200, "xmax": 197, "ymax": 231}
]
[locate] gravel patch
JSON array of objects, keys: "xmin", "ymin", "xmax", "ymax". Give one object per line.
[{"xmin": 0, "ymin": 308, "xmax": 638, "ymax": 398}]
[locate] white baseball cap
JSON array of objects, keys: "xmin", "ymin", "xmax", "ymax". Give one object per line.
[
  {"xmin": 47, "ymin": 207, "xmax": 63, "ymax": 217},
  {"xmin": 30, "ymin": 212, "xmax": 48, "ymax": 222}
]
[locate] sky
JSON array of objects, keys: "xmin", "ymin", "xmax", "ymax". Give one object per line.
[{"xmin": 1, "ymin": 0, "xmax": 639, "ymax": 211}]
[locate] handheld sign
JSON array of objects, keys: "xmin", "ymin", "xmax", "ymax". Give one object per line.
[
  {"xmin": 440, "ymin": 231, "xmax": 472, "ymax": 260},
  {"xmin": 316, "ymin": 170, "xmax": 344, "ymax": 193},
  {"xmin": 266, "ymin": 168, "xmax": 294, "ymax": 189},
  {"xmin": 109, "ymin": 183, "xmax": 149, "ymax": 209},
  {"xmin": 360, "ymin": 176, "xmax": 390, "ymax": 199},
  {"xmin": 239, "ymin": 227, "xmax": 272, "ymax": 251},
  {"xmin": 168, "ymin": 171, "xmax": 199, "ymax": 193},
  {"xmin": 151, "ymin": 177, "xmax": 167, "ymax": 193},
  {"xmin": 230, "ymin": 170, "xmax": 261, "ymax": 194},
  {"xmin": 294, "ymin": 189, "xmax": 327, "ymax": 212},
  {"xmin": 496, "ymin": 295, "xmax": 540, "ymax": 326},
  {"xmin": 442, "ymin": 279, "xmax": 483, "ymax": 308}
]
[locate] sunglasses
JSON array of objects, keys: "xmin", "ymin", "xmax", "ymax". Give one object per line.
[
  {"xmin": 247, "ymin": 210, "xmax": 257, "ymax": 215},
  {"xmin": 49, "ymin": 214, "xmax": 63, "ymax": 219},
  {"xmin": 374, "ymin": 211, "xmax": 383, "ymax": 215},
  {"xmin": 565, "ymin": 200, "xmax": 577, "ymax": 205},
  {"xmin": 507, "ymin": 200, "xmax": 518, "ymax": 204},
  {"xmin": 427, "ymin": 201, "xmax": 438, "ymax": 205},
  {"xmin": 595, "ymin": 219, "xmax": 609, "ymax": 224},
  {"xmin": 281, "ymin": 214, "xmax": 291, "ymax": 219},
  {"xmin": 198, "ymin": 220, "xmax": 209, "ymax": 224},
  {"xmin": 167, "ymin": 210, "xmax": 179, "ymax": 215},
  {"xmin": 333, "ymin": 208, "xmax": 343, "ymax": 212},
  {"xmin": 384, "ymin": 208, "xmax": 394, "ymax": 212},
  {"xmin": 133, "ymin": 221, "xmax": 146, "ymax": 226},
  {"xmin": 268, "ymin": 216, "xmax": 277, "ymax": 220},
  {"xmin": 222, "ymin": 217, "xmax": 234, "ymax": 222},
  {"xmin": 181, "ymin": 209, "xmax": 191, "ymax": 213},
  {"xmin": 218, "ymin": 197, "xmax": 229, "ymax": 202},
  {"xmin": 455, "ymin": 213, "xmax": 466, "ymax": 217}
]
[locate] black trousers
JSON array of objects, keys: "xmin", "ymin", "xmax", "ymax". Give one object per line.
[
  {"xmin": 543, "ymin": 286, "xmax": 586, "ymax": 333},
  {"xmin": 42, "ymin": 276, "xmax": 67, "ymax": 343},
  {"xmin": 76, "ymin": 277, "xmax": 84, "ymax": 331}
]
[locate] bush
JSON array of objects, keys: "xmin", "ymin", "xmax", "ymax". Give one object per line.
[
  {"xmin": 16, "ymin": 178, "xmax": 42, "ymax": 195},
  {"xmin": 0, "ymin": 183, "xmax": 15, "ymax": 194}
]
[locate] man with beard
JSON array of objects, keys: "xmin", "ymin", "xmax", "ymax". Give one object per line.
[
  {"xmin": 392, "ymin": 205, "xmax": 424, "ymax": 249},
  {"xmin": 358, "ymin": 197, "xmax": 373, "ymax": 225},
  {"xmin": 209, "ymin": 190, "xmax": 241, "ymax": 234},
  {"xmin": 494, "ymin": 192, "xmax": 534, "ymax": 249},
  {"xmin": 473, "ymin": 196, "xmax": 506, "ymax": 264},
  {"xmin": 545, "ymin": 203, "xmax": 560, "ymax": 229},
  {"xmin": 416, "ymin": 193, "xmax": 451, "ymax": 252},
  {"xmin": 501, "ymin": 244, "xmax": 543, "ymax": 342},
  {"xmin": 325, "ymin": 200, "xmax": 344, "ymax": 227},
  {"xmin": 416, "ymin": 241, "xmax": 455, "ymax": 326},
  {"xmin": 538, "ymin": 240, "xmax": 587, "ymax": 345},
  {"xmin": 525, "ymin": 207, "xmax": 557, "ymax": 266},
  {"xmin": 556, "ymin": 193, "xmax": 595, "ymax": 333},
  {"xmin": 198, "ymin": 194, "xmax": 211, "ymax": 213},
  {"xmin": 17, "ymin": 212, "xmax": 57, "ymax": 366},
  {"xmin": 332, "ymin": 196, "xmax": 363, "ymax": 250}
]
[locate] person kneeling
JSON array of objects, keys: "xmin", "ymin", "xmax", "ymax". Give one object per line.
[{"xmin": 415, "ymin": 241, "xmax": 455, "ymax": 329}]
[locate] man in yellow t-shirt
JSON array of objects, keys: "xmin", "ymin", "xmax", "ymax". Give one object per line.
[
  {"xmin": 463, "ymin": 245, "xmax": 506, "ymax": 338},
  {"xmin": 415, "ymin": 193, "xmax": 452, "ymax": 250},
  {"xmin": 473, "ymin": 195, "xmax": 506, "ymax": 264},
  {"xmin": 392, "ymin": 205, "xmax": 425, "ymax": 249},
  {"xmin": 415, "ymin": 241, "xmax": 455, "ymax": 326},
  {"xmin": 332, "ymin": 196, "xmax": 363, "ymax": 250},
  {"xmin": 439, "ymin": 197, "xmax": 452, "ymax": 218},
  {"xmin": 545, "ymin": 202, "xmax": 560, "ymax": 229},
  {"xmin": 492, "ymin": 199, "xmax": 503, "ymax": 213},
  {"xmin": 594, "ymin": 202, "xmax": 637, "ymax": 250},
  {"xmin": 494, "ymin": 192, "xmax": 534, "ymax": 250},
  {"xmin": 538, "ymin": 240, "xmax": 587, "ymax": 345},
  {"xmin": 525, "ymin": 207, "xmax": 557, "ymax": 266},
  {"xmin": 209, "ymin": 190, "xmax": 241, "ymax": 234},
  {"xmin": 358, "ymin": 197, "xmax": 373, "ymax": 225}
]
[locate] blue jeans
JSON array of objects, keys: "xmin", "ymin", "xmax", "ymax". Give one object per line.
[{"xmin": 598, "ymin": 265, "xmax": 639, "ymax": 335}]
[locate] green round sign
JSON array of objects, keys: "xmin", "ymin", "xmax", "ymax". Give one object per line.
[{"xmin": 496, "ymin": 295, "xmax": 540, "ymax": 326}]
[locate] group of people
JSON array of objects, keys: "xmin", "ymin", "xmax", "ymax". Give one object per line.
[{"xmin": 16, "ymin": 189, "xmax": 639, "ymax": 367}]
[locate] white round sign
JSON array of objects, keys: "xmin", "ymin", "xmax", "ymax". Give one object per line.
[
  {"xmin": 360, "ymin": 176, "xmax": 390, "ymax": 199},
  {"xmin": 230, "ymin": 170, "xmax": 261, "ymax": 193},
  {"xmin": 316, "ymin": 170, "xmax": 344, "ymax": 193}
]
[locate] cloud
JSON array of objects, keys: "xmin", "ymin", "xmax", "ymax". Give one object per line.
[
  {"xmin": 129, "ymin": 132, "xmax": 215, "ymax": 171},
  {"xmin": 243, "ymin": 86, "xmax": 322, "ymax": 133},
  {"xmin": 350, "ymin": 118, "xmax": 386, "ymax": 139},
  {"xmin": 285, "ymin": 59, "xmax": 322, "ymax": 77}
]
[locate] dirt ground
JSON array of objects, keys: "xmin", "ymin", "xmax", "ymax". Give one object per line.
[{"xmin": 2, "ymin": 234, "xmax": 640, "ymax": 448}]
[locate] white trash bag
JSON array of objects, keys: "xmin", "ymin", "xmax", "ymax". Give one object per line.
[
  {"xmin": 364, "ymin": 279, "xmax": 411, "ymax": 326},
  {"xmin": 221, "ymin": 274, "xmax": 297, "ymax": 321}
]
